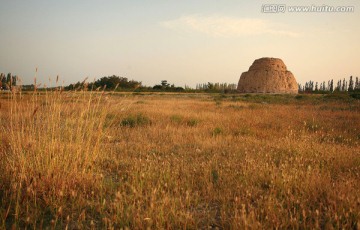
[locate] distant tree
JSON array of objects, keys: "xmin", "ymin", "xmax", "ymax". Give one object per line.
[
  {"xmin": 12, "ymin": 75, "xmax": 17, "ymax": 86},
  {"xmin": 355, "ymin": 77, "xmax": 359, "ymax": 90},
  {"xmin": 174, "ymin": 87, "xmax": 184, "ymax": 92},
  {"xmin": 6, "ymin": 73, "xmax": 12, "ymax": 89},
  {"xmin": 345, "ymin": 81, "xmax": 348, "ymax": 92},
  {"xmin": 341, "ymin": 78, "xmax": 346, "ymax": 91},
  {"xmin": 93, "ymin": 75, "xmax": 141, "ymax": 90},
  {"xmin": 153, "ymin": 84, "xmax": 163, "ymax": 90},
  {"xmin": 21, "ymin": 84, "xmax": 35, "ymax": 91},
  {"xmin": 207, "ymin": 82, "xmax": 214, "ymax": 90},
  {"xmin": 304, "ymin": 81, "xmax": 314, "ymax": 92},
  {"xmin": 335, "ymin": 80, "xmax": 340, "ymax": 91},
  {"xmin": 0, "ymin": 73, "xmax": 5, "ymax": 89},
  {"xmin": 152, "ymin": 80, "xmax": 184, "ymax": 92},
  {"xmin": 6, "ymin": 73, "xmax": 11, "ymax": 82},
  {"xmin": 74, "ymin": 81, "xmax": 81, "ymax": 89},
  {"xmin": 330, "ymin": 79, "xmax": 334, "ymax": 92},
  {"xmin": 65, "ymin": 83, "xmax": 74, "ymax": 90},
  {"xmin": 348, "ymin": 76, "xmax": 354, "ymax": 91},
  {"xmin": 161, "ymin": 80, "xmax": 169, "ymax": 88},
  {"xmin": 315, "ymin": 82, "xmax": 318, "ymax": 91}
]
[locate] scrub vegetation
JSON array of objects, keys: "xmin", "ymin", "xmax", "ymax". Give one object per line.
[{"xmin": 0, "ymin": 89, "xmax": 359, "ymax": 229}]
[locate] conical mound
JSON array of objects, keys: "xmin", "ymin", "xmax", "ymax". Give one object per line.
[{"xmin": 237, "ymin": 57, "xmax": 298, "ymax": 94}]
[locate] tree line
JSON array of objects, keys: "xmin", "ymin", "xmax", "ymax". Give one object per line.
[
  {"xmin": 195, "ymin": 82, "xmax": 237, "ymax": 93},
  {"xmin": 65, "ymin": 75, "xmax": 142, "ymax": 91},
  {"xmin": 152, "ymin": 80, "xmax": 185, "ymax": 92},
  {"xmin": 2, "ymin": 71, "xmax": 359, "ymax": 95},
  {"xmin": 0, "ymin": 73, "xmax": 17, "ymax": 90},
  {"xmin": 65, "ymin": 77, "xmax": 238, "ymax": 93},
  {"xmin": 298, "ymin": 76, "xmax": 360, "ymax": 93}
]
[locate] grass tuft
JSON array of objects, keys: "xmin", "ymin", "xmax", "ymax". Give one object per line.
[{"xmin": 121, "ymin": 113, "xmax": 151, "ymax": 127}]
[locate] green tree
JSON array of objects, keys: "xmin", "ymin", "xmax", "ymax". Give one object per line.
[
  {"xmin": 341, "ymin": 78, "xmax": 346, "ymax": 91},
  {"xmin": 12, "ymin": 75, "xmax": 17, "ymax": 86},
  {"xmin": 207, "ymin": 82, "xmax": 214, "ymax": 90},
  {"xmin": 93, "ymin": 75, "xmax": 141, "ymax": 90},
  {"xmin": 161, "ymin": 80, "xmax": 169, "ymax": 88},
  {"xmin": 348, "ymin": 76, "xmax": 354, "ymax": 91},
  {"xmin": 6, "ymin": 73, "xmax": 11, "ymax": 86},
  {"xmin": 330, "ymin": 79, "xmax": 334, "ymax": 92},
  {"xmin": 335, "ymin": 80, "xmax": 341, "ymax": 91},
  {"xmin": 0, "ymin": 73, "xmax": 5, "ymax": 89}
]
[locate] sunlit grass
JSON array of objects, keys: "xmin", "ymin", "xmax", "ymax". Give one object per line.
[{"xmin": 0, "ymin": 90, "xmax": 359, "ymax": 229}]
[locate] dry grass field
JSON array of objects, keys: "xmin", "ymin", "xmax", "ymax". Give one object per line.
[{"xmin": 0, "ymin": 90, "xmax": 359, "ymax": 229}]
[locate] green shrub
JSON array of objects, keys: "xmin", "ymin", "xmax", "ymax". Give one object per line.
[
  {"xmin": 233, "ymin": 127, "xmax": 253, "ymax": 136},
  {"xmin": 228, "ymin": 104, "xmax": 245, "ymax": 110},
  {"xmin": 212, "ymin": 127, "xmax": 223, "ymax": 136},
  {"xmin": 323, "ymin": 93, "xmax": 351, "ymax": 101},
  {"xmin": 170, "ymin": 115, "xmax": 183, "ymax": 124},
  {"xmin": 186, "ymin": 118, "xmax": 199, "ymax": 127},
  {"xmin": 121, "ymin": 113, "xmax": 151, "ymax": 127},
  {"xmin": 211, "ymin": 169, "xmax": 219, "ymax": 185},
  {"xmin": 349, "ymin": 92, "xmax": 360, "ymax": 100},
  {"xmin": 215, "ymin": 100, "xmax": 222, "ymax": 106}
]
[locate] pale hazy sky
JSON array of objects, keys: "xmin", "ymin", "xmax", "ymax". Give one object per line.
[{"xmin": 0, "ymin": 0, "xmax": 359, "ymax": 87}]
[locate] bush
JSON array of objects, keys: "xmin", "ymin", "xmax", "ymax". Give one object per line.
[
  {"xmin": 349, "ymin": 92, "xmax": 360, "ymax": 100},
  {"xmin": 170, "ymin": 115, "xmax": 183, "ymax": 124},
  {"xmin": 186, "ymin": 118, "xmax": 199, "ymax": 127},
  {"xmin": 212, "ymin": 127, "xmax": 223, "ymax": 136},
  {"xmin": 323, "ymin": 93, "xmax": 351, "ymax": 101},
  {"xmin": 121, "ymin": 113, "xmax": 151, "ymax": 127}
]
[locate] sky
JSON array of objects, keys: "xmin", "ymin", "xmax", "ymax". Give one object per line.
[{"xmin": 0, "ymin": 0, "xmax": 359, "ymax": 87}]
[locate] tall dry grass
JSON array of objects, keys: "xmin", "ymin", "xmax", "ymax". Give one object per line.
[
  {"xmin": 0, "ymin": 91, "xmax": 359, "ymax": 229},
  {"xmin": 0, "ymin": 85, "xmax": 126, "ymax": 228}
]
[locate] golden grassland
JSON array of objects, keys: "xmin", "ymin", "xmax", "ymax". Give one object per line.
[{"xmin": 0, "ymin": 90, "xmax": 359, "ymax": 229}]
